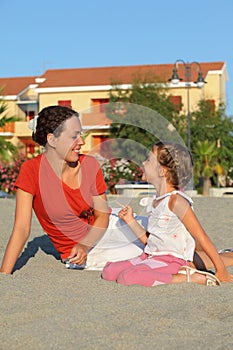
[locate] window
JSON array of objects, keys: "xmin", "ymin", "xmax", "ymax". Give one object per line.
[
  {"xmin": 92, "ymin": 135, "xmax": 110, "ymax": 158},
  {"xmin": 206, "ymin": 99, "xmax": 215, "ymax": 111},
  {"xmin": 58, "ymin": 100, "xmax": 72, "ymax": 108},
  {"xmin": 91, "ymin": 99, "xmax": 109, "ymax": 113},
  {"xmin": 92, "ymin": 135, "xmax": 109, "ymax": 147},
  {"xmin": 21, "ymin": 139, "xmax": 36, "ymax": 156},
  {"xmin": 25, "ymin": 111, "xmax": 35, "ymax": 121},
  {"xmin": 169, "ymin": 96, "xmax": 182, "ymax": 111},
  {"xmin": 27, "ymin": 144, "xmax": 35, "ymax": 155}
]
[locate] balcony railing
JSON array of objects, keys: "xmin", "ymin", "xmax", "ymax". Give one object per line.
[
  {"xmin": 0, "ymin": 122, "xmax": 15, "ymax": 133},
  {"xmin": 81, "ymin": 112, "xmax": 111, "ymax": 126}
]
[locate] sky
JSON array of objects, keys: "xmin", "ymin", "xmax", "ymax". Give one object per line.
[{"xmin": 1, "ymin": 0, "xmax": 233, "ymax": 114}]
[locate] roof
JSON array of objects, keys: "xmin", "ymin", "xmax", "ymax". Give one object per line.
[
  {"xmin": 0, "ymin": 62, "xmax": 226, "ymax": 96},
  {"xmin": 0, "ymin": 76, "xmax": 37, "ymax": 95},
  {"xmin": 39, "ymin": 62, "xmax": 225, "ymax": 88}
]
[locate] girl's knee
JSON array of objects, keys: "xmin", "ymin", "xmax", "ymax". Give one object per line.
[
  {"xmin": 102, "ymin": 260, "xmax": 133, "ymax": 281},
  {"xmin": 101, "ymin": 261, "xmax": 116, "ymax": 281},
  {"xmin": 117, "ymin": 269, "xmax": 136, "ymax": 286}
]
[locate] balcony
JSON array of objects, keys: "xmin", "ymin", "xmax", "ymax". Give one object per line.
[
  {"xmin": 81, "ymin": 112, "xmax": 112, "ymax": 128},
  {"xmin": 0, "ymin": 122, "xmax": 15, "ymax": 135},
  {"xmin": 16, "ymin": 96, "xmax": 38, "ymax": 103}
]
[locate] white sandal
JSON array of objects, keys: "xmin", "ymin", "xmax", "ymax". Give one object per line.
[
  {"xmin": 218, "ymin": 248, "xmax": 233, "ymax": 254},
  {"xmin": 178, "ymin": 266, "xmax": 221, "ymax": 286}
]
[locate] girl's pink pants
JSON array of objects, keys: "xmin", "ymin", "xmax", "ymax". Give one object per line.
[{"xmin": 102, "ymin": 252, "xmax": 186, "ymax": 287}]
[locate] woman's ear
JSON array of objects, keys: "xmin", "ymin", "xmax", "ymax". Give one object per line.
[{"xmin": 47, "ymin": 133, "xmax": 56, "ymax": 148}]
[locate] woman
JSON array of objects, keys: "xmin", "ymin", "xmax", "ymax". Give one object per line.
[{"xmin": 0, "ymin": 105, "xmax": 111, "ymax": 274}]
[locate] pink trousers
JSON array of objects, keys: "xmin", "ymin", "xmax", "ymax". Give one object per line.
[{"xmin": 102, "ymin": 252, "xmax": 186, "ymax": 287}]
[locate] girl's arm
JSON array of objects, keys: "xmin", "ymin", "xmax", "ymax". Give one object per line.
[
  {"xmin": 170, "ymin": 194, "xmax": 233, "ymax": 282},
  {"xmin": 0, "ymin": 189, "xmax": 33, "ymax": 274},
  {"xmin": 68, "ymin": 193, "xmax": 110, "ymax": 265},
  {"xmin": 118, "ymin": 205, "xmax": 148, "ymax": 244}
]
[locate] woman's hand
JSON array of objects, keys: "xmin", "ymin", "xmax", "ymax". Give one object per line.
[{"xmin": 68, "ymin": 243, "xmax": 89, "ymax": 266}]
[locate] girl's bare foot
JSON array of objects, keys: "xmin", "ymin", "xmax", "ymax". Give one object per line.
[{"xmin": 172, "ymin": 266, "xmax": 221, "ymax": 286}]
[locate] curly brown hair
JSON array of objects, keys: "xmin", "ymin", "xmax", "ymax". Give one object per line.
[
  {"xmin": 153, "ymin": 141, "xmax": 193, "ymax": 189},
  {"xmin": 32, "ymin": 105, "xmax": 79, "ymax": 146}
]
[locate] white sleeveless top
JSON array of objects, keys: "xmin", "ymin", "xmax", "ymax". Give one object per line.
[{"xmin": 144, "ymin": 191, "xmax": 195, "ymax": 261}]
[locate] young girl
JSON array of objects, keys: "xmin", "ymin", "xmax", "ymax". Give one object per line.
[{"xmin": 102, "ymin": 141, "xmax": 233, "ymax": 286}]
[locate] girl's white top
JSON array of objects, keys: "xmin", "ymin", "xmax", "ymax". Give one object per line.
[{"xmin": 144, "ymin": 191, "xmax": 195, "ymax": 261}]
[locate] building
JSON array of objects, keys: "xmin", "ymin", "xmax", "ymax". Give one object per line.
[{"xmin": 0, "ymin": 62, "xmax": 228, "ymax": 157}]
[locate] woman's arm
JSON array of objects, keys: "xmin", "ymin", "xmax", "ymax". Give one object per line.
[
  {"xmin": 0, "ymin": 189, "xmax": 33, "ymax": 274},
  {"xmin": 170, "ymin": 194, "xmax": 233, "ymax": 282},
  {"xmin": 68, "ymin": 193, "xmax": 110, "ymax": 265}
]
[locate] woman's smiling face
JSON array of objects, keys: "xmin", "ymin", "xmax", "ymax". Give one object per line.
[{"xmin": 52, "ymin": 116, "xmax": 85, "ymax": 162}]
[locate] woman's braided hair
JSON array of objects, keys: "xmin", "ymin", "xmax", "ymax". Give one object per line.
[
  {"xmin": 154, "ymin": 141, "xmax": 193, "ymax": 189},
  {"xmin": 32, "ymin": 105, "xmax": 79, "ymax": 147}
]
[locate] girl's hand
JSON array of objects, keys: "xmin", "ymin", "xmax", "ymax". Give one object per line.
[
  {"xmin": 118, "ymin": 205, "xmax": 134, "ymax": 224},
  {"xmin": 68, "ymin": 243, "xmax": 88, "ymax": 265},
  {"xmin": 215, "ymin": 270, "xmax": 233, "ymax": 283}
]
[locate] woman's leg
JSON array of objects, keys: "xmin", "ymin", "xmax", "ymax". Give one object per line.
[{"xmin": 193, "ymin": 250, "xmax": 233, "ymax": 270}]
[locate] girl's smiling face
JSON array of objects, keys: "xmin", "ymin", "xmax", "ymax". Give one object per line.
[
  {"xmin": 142, "ymin": 147, "xmax": 160, "ymax": 184},
  {"xmin": 142, "ymin": 145, "xmax": 167, "ymax": 188}
]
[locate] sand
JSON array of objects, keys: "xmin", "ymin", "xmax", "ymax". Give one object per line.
[{"xmin": 0, "ymin": 196, "xmax": 233, "ymax": 350}]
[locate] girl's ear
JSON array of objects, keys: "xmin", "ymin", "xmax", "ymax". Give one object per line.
[
  {"xmin": 47, "ymin": 133, "xmax": 56, "ymax": 148},
  {"xmin": 158, "ymin": 165, "xmax": 167, "ymax": 177}
]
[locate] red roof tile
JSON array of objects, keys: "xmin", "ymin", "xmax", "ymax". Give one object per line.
[
  {"xmin": 0, "ymin": 76, "xmax": 37, "ymax": 95},
  {"xmin": 0, "ymin": 62, "xmax": 226, "ymax": 95},
  {"xmin": 40, "ymin": 62, "xmax": 225, "ymax": 88}
]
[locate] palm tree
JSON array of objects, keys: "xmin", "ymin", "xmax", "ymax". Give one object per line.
[
  {"xmin": 0, "ymin": 90, "xmax": 18, "ymax": 161},
  {"xmin": 193, "ymin": 140, "xmax": 219, "ymax": 196}
]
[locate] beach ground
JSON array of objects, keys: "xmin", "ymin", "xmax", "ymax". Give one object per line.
[{"xmin": 0, "ymin": 196, "xmax": 233, "ymax": 350}]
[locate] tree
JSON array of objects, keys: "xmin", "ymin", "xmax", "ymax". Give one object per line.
[
  {"xmin": 106, "ymin": 78, "xmax": 186, "ymax": 165},
  {"xmin": 0, "ymin": 89, "xmax": 18, "ymax": 161},
  {"xmin": 193, "ymin": 140, "xmax": 219, "ymax": 195},
  {"xmin": 190, "ymin": 100, "xmax": 233, "ymax": 189}
]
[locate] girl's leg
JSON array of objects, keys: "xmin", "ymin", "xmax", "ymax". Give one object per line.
[
  {"xmin": 102, "ymin": 260, "xmax": 133, "ymax": 281},
  {"xmin": 102, "ymin": 252, "xmax": 148, "ymax": 281},
  {"xmin": 117, "ymin": 256, "xmax": 184, "ymax": 287},
  {"xmin": 172, "ymin": 266, "xmax": 221, "ymax": 286}
]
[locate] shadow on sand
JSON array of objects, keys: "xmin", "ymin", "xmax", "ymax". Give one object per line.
[{"xmin": 13, "ymin": 234, "xmax": 60, "ymax": 273}]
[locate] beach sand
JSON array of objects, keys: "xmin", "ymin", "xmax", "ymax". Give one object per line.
[{"xmin": 0, "ymin": 196, "xmax": 233, "ymax": 350}]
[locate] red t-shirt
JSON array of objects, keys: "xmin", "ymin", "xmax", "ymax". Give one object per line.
[{"xmin": 14, "ymin": 154, "xmax": 107, "ymax": 259}]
